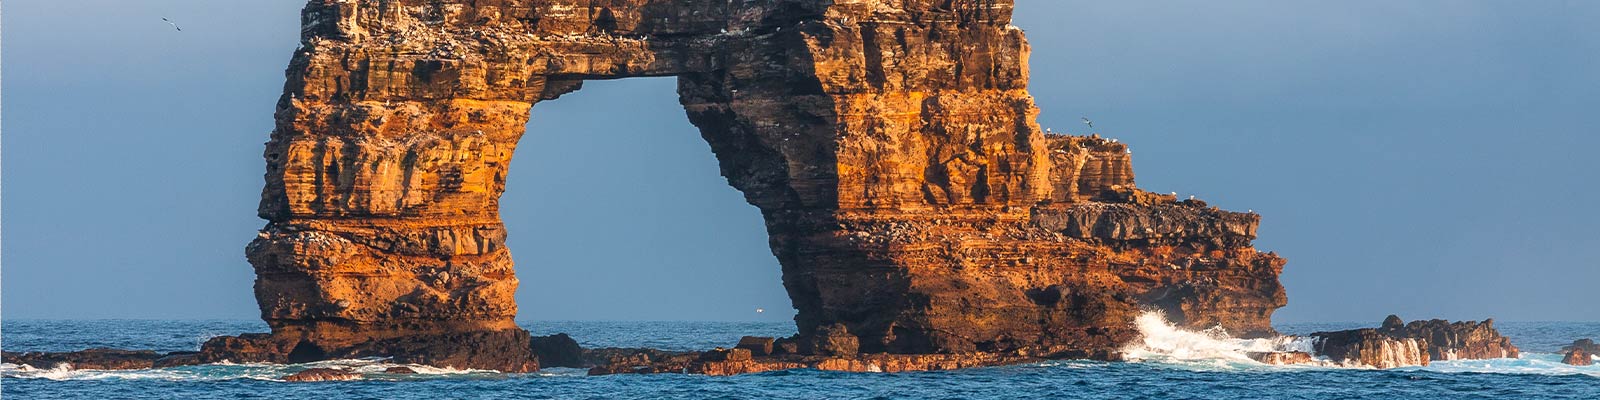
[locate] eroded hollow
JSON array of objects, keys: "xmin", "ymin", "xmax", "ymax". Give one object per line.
[{"xmin": 502, "ymin": 77, "xmax": 792, "ymax": 322}]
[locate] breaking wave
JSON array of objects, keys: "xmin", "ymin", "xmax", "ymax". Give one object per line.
[
  {"xmin": 1119, "ymin": 311, "xmax": 1600, "ymax": 377},
  {"xmin": 1120, "ymin": 311, "xmax": 1331, "ymax": 369}
]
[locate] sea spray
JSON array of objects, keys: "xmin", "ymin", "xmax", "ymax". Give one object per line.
[{"xmin": 1120, "ymin": 311, "xmax": 1324, "ymax": 368}]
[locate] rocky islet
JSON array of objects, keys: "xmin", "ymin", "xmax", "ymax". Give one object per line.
[{"xmin": 0, "ymin": 0, "xmax": 1526, "ymax": 375}]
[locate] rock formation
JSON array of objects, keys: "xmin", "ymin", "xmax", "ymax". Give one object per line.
[
  {"xmin": 1561, "ymin": 339, "xmax": 1596, "ymax": 366},
  {"xmin": 1310, "ymin": 315, "xmax": 1518, "ymax": 368},
  {"xmin": 1247, "ymin": 351, "xmax": 1314, "ymax": 366},
  {"xmin": 280, "ymin": 367, "xmax": 362, "ymax": 382},
  {"xmin": 208, "ymin": 0, "xmax": 1290, "ymax": 370},
  {"xmin": 0, "ymin": 349, "xmax": 196, "ymax": 371},
  {"xmin": 1, "ymin": 1, "xmax": 1286, "ymax": 373}
]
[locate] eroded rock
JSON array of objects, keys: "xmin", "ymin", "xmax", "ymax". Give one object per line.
[
  {"xmin": 736, "ymin": 336, "xmax": 777, "ymax": 357},
  {"xmin": 1311, "ymin": 315, "xmax": 1518, "ymax": 368},
  {"xmin": 1247, "ymin": 351, "xmax": 1315, "ymax": 366},
  {"xmin": 1, "ymin": 349, "xmax": 165, "ymax": 371},
  {"xmin": 281, "ymin": 368, "xmax": 360, "ymax": 382},
  {"xmin": 0, "ymin": 0, "xmax": 1287, "ymax": 372},
  {"xmin": 1561, "ymin": 339, "xmax": 1597, "ymax": 366},
  {"xmin": 531, "ymin": 333, "xmax": 587, "ymax": 368}
]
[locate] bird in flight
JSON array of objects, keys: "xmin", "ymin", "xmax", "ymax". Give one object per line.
[
  {"xmin": 1081, "ymin": 117, "xmax": 1095, "ymax": 131},
  {"xmin": 755, "ymin": 308, "xmax": 765, "ymax": 314},
  {"xmin": 162, "ymin": 17, "xmax": 182, "ymax": 32}
]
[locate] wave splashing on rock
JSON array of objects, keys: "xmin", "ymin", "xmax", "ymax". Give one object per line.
[{"xmin": 1120, "ymin": 311, "xmax": 1327, "ymax": 369}]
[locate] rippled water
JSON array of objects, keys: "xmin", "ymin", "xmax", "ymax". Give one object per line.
[{"xmin": 4, "ymin": 319, "xmax": 1598, "ymax": 399}]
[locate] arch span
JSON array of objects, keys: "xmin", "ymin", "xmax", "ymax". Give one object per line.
[{"xmin": 238, "ymin": 0, "xmax": 1286, "ymax": 371}]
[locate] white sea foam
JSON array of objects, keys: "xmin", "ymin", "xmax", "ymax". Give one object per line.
[
  {"xmin": 1120, "ymin": 311, "xmax": 1329, "ymax": 370},
  {"xmin": 1, "ymin": 358, "xmax": 509, "ymax": 382},
  {"xmin": 1118, "ymin": 311, "xmax": 1600, "ymax": 377}
]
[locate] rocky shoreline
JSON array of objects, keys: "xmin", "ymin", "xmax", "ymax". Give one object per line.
[{"xmin": 3, "ymin": 315, "xmax": 1525, "ymax": 378}]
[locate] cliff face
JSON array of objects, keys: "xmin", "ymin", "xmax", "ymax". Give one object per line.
[{"xmin": 235, "ymin": 0, "xmax": 1287, "ymax": 370}]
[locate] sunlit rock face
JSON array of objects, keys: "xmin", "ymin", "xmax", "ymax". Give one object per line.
[{"xmin": 234, "ymin": 0, "xmax": 1287, "ymax": 370}]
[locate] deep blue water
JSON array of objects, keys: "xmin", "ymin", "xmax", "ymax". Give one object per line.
[{"xmin": 4, "ymin": 319, "xmax": 1598, "ymax": 399}]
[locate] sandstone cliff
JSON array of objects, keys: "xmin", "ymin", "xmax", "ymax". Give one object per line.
[{"xmin": 217, "ymin": 0, "xmax": 1288, "ymax": 370}]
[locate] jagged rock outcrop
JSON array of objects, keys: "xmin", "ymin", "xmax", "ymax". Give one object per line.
[
  {"xmin": 201, "ymin": 0, "xmax": 1288, "ymax": 371},
  {"xmin": 1562, "ymin": 339, "xmax": 1597, "ymax": 366},
  {"xmin": 1311, "ymin": 315, "xmax": 1519, "ymax": 368}
]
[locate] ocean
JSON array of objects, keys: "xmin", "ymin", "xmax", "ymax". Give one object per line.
[{"xmin": 4, "ymin": 319, "xmax": 1597, "ymax": 399}]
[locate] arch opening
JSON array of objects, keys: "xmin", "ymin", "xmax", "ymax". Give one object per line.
[{"xmin": 500, "ymin": 77, "xmax": 793, "ymax": 323}]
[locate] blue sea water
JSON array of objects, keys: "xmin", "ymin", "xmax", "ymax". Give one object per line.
[{"xmin": 3, "ymin": 319, "xmax": 1598, "ymax": 399}]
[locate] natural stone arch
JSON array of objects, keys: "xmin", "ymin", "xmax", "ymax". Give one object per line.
[{"xmin": 239, "ymin": 0, "xmax": 1286, "ymax": 371}]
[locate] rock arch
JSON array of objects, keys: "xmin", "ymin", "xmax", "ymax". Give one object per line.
[{"xmin": 240, "ymin": 0, "xmax": 1286, "ymax": 371}]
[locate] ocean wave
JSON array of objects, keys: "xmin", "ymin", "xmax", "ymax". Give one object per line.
[
  {"xmin": 1120, "ymin": 311, "xmax": 1333, "ymax": 370},
  {"xmin": 1119, "ymin": 311, "xmax": 1600, "ymax": 377},
  {"xmin": 1, "ymin": 358, "xmax": 510, "ymax": 382}
]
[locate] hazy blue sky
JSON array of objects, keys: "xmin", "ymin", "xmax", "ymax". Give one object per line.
[{"xmin": 4, "ymin": 1, "xmax": 1597, "ymax": 323}]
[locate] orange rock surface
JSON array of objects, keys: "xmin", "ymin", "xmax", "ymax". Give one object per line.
[{"xmin": 218, "ymin": 0, "xmax": 1289, "ymax": 371}]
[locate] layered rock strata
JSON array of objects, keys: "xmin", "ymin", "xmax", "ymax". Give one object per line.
[
  {"xmin": 1309, "ymin": 315, "xmax": 1519, "ymax": 368},
  {"xmin": 0, "ymin": 0, "xmax": 1287, "ymax": 372},
  {"xmin": 220, "ymin": 0, "xmax": 1291, "ymax": 369}
]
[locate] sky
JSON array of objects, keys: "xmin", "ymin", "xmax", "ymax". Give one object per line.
[{"xmin": 2, "ymin": 1, "xmax": 1596, "ymax": 323}]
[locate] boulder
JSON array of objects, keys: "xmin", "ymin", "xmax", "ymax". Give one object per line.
[
  {"xmin": 1562, "ymin": 348, "xmax": 1591, "ymax": 366},
  {"xmin": 1247, "ymin": 351, "xmax": 1315, "ymax": 365},
  {"xmin": 531, "ymin": 333, "xmax": 587, "ymax": 368},
  {"xmin": 736, "ymin": 337, "xmax": 776, "ymax": 356},
  {"xmin": 801, "ymin": 324, "xmax": 860, "ymax": 356}
]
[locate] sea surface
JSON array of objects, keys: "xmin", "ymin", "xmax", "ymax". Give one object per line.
[{"xmin": 3, "ymin": 318, "xmax": 1598, "ymax": 399}]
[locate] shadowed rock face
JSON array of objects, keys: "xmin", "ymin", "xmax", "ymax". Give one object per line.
[
  {"xmin": 229, "ymin": 0, "xmax": 1287, "ymax": 370},
  {"xmin": 1311, "ymin": 316, "xmax": 1519, "ymax": 368}
]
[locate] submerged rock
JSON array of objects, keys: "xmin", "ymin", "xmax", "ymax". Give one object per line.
[
  {"xmin": 1, "ymin": 349, "xmax": 165, "ymax": 370},
  {"xmin": 1247, "ymin": 351, "xmax": 1315, "ymax": 365},
  {"xmin": 280, "ymin": 368, "xmax": 360, "ymax": 382}
]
